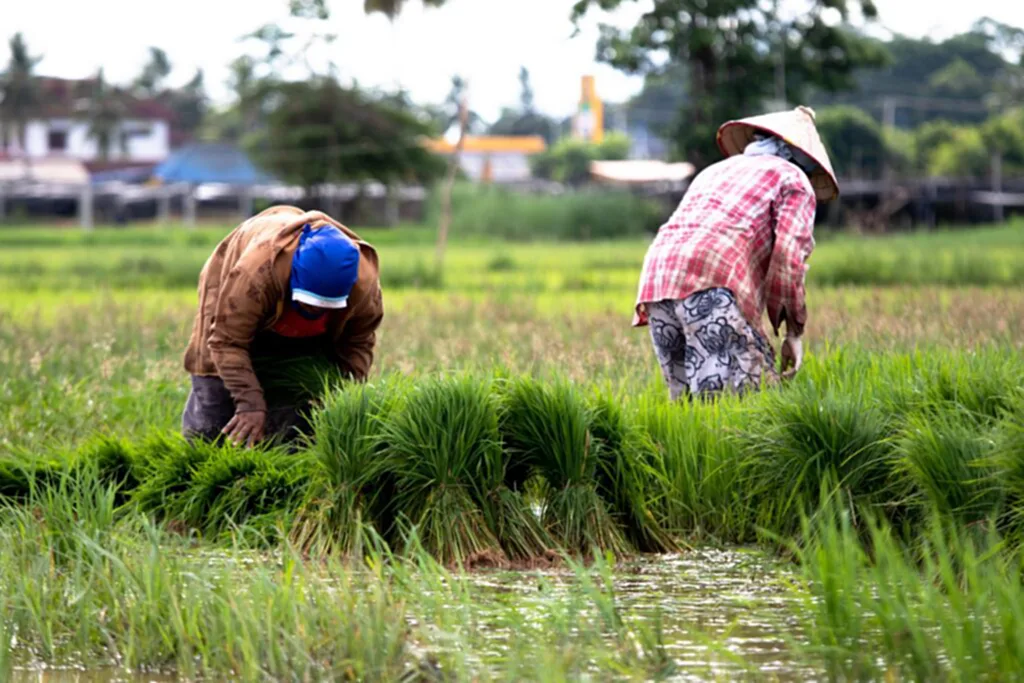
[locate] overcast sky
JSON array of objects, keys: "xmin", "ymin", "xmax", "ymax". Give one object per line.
[{"xmin": 8, "ymin": 0, "xmax": 1024, "ymax": 122}]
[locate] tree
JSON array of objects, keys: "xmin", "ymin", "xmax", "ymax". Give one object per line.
[
  {"xmin": 571, "ymin": 0, "xmax": 888, "ymax": 168},
  {"xmin": 168, "ymin": 69, "xmax": 208, "ymax": 139},
  {"xmin": 488, "ymin": 67, "xmax": 559, "ymax": 143},
  {"xmin": 134, "ymin": 47, "xmax": 172, "ymax": 97},
  {"xmin": 363, "ymin": 0, "xmax": 448, "ymax": 20},
  {"xmin": 531, "ymin": 132, "xmax": 633, "ymax": 186},
  {"xmin": 250, "ymin": 77, "xmax": 445, "ymax": 192},
  {"xmin": 816, "ymin": 105, "xmax": 886, "ymax": 178},
  {"xmin": 86, "ymin": 68, "xmax": 125, "ymax": 162},
  {"xmin": 0, "ymin": 33, "xmax": 41, "ymax": 154}
]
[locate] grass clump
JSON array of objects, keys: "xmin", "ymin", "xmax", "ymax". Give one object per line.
[
  {"xmin": 588, "ymin": 390, "xmax": 676, "ymax": 553},
  {"xmin": 500, "ymin": 376, "xmax": 628, "ymax": 557},
  {"xmin": 894, "ymin": 411, "xmax": 1003, "ymax": 526},
  {"xmin": 291, "ymin": 377, "xmax": 406, "ymax": 557},
  {"xmin": 741, "ymin": 382, "xmax": 896, "ymax": 534},
  {"xmin": 381, "ymin": 374, "xmax": 548, "ymax": 565}
]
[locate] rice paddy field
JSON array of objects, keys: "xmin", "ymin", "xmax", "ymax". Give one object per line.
[{"xmin": 1, "ymin": 217, "xmax": 1024, "ymax": 682}]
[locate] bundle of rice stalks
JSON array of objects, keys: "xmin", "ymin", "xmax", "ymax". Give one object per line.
[
  {"xmin": 0, "ymin": 453, "xmax": 65, "ymax": 503},
  {"xmin": 251, "ymin": 352, "xmax": 346, "ymax": 410},
  {"xmin": 177, "ymin": 445, "xmax": 311, "ymax": 544},
  {"xmin": 635, "ymin": 396, "xmax": 749, "ymax": 543},
  {"xmin": 741, "ymin": 383, "xmax": 897, "ymax": 534},
  {"xmin": 69, "ymin": 435, "xmax": 142, "ymax": 505},
  {"xmin": 588, "ymin": 391, "xmax": 676, "ymax": 553},
  {"xmin": 291, "ymin": 377, "xmax": 407, "ymax": 557},
  {"xmin": 989, "ymin": 397, "xmax": 1024, "ymax": 536},
  {"xmin": 131, "ymin": 432, "xmax": 219, "ymax": 522},
  {"xmin": 500, "ymin": 377, "xmax": 628, "ymax": 557},
  {"xmin": 894, "ymin": 411, "xmax": 1003, "ymax": 526},
  {"xmin": 381, "ymin": 374, "xmax": 548, "ymax": 566}
]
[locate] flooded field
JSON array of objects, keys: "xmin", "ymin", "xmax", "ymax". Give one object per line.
[{"xmin": 9, "ymin": 548, "xmax": 824, "ymax": 682}]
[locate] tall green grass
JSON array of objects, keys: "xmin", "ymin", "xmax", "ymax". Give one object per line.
[{"xmin": 791, "ymin": 504, "xmax": 1024, "ymax": 681}]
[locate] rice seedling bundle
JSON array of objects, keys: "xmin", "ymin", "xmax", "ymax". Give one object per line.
[
  {"xmin": 587, "ymin": 391, "xmax": 676, "ymax": 553},
  {"xmin": 894, "ymin": 411, "xmax": 1003, "ymax": 525},
  {"xmin": 500, "ymin": 376, "xmax": 628, "ymax": 556},
  {"xmin": 175, "ymin": 445, "xmax": 311, "ymax": 543},
  {"xmin": 380, "ymin": 374, "xmax": 548, "ymax": 565},
  {"xmin": 291, "ymin": 377, "xmax": 407, "ymax": 557},
  {"xmin": 634, "ymin": 396, "xmax": 749, "ymax": 542},
  {"xmin": 740, "ymin": 383, "xmax": 896, "ymax": 533},
  {"xmin": 251, "ymin": 351, "xmax": 346, "ymax": 409}
]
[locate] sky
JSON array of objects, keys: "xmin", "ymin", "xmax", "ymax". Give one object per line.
[{"xmin": 7, "ymin": 0, "xmax": 1024, "ymax": 123}]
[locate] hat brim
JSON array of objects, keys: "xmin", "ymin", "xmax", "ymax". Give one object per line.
[
  {"xmin": 292, "ymin": 289, "xmax": 349, "ymax": 309},
  {"xmin": 716, "ymin": 120, "xmax": 839, "ymax": 202}
]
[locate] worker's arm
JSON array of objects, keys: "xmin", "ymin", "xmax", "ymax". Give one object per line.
[
  {"xmin": 765, "ymin": 175, "xmax": 817, "ymax": 338},
  {"xmin": 207, "ymin": 254, "xmax": 276, "ymax": 415},
  {"xmin": 331, "ymin": 279, "xmax": 383, "ymax": 382}
]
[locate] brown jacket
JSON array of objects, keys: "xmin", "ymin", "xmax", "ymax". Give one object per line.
[{"xmin": 183, "ymin": 205, "xmax": 383, "ymax": 414}]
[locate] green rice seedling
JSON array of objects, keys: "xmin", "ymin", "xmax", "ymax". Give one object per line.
[
  {"xmin": 176, "ymin": 445, "xmax": 312, "ymax": 544},
  {"xmin": 130, "ymin": 432, "xmax": 218, "ymax": 522},
  {"xmin": 68, "ymin": 435, "xmax": 142, "ymax": 505},
  {"xmin": 990, "ymin": 396, "xmax": 1024, "ymax": 538},
  {"xmin": 742, "ymin": 382, "xmax": 896, "ymax": 535},
  {"xmin": 790, "ymin": 504, "xmax": 1024, "ymax": 682},
  {"xmin": 291, "ymin": 376, "xmax": 407, "ymax": 557},
  {"xmin": 635, "ymin": 394, "xmax": 751, "ymax": 543},
  {"xmin": 588, "ymin": 390, "xmax": 677, "ymax": 553},
  {"xmin": 381, "ymin": 374, "xmax": 546, "ymax": 565},
  {"xmin": 251, "ymin": 351, "xmax": 346, "ymax": 410},
  {"xmin": 917, "ymin": 352, "xmax": 1022, "ymax": 423},
  {"xmin": 0, "ymin": 453, "xmax": 66, "ymax": 502},
  {"xmin": 500, "ymin": 376, "xmax": 628, "ymax": 556},
  {"xmin": 894, "ymin": 411, "xmax": 1003, "ymax": 525}
]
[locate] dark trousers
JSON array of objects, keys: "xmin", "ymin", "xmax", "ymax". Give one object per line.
[{"xmin": 180, "ymin": 375, "xmax": 310, "ymax": 447}]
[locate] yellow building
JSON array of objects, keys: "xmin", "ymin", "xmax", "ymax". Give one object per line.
[{"xmin": 423, "ymin": 135, "xmax": 548, "ymax": 183}]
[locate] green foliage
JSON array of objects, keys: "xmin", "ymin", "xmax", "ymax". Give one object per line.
[
  {"xmin": 500, "ymin": 377, "xmax": 628, "ymax": 555},
  {"xmin": 817, "ymin": 105, "xmax": 886, "ymax": 177},
  {"xmin": 572, "ymin": 0, "xmax": 887, "ymax": 167},
  {"xmin": 530, "ymin": 132, "xmax": 633, "ymax": 185},
  {"xmin": 250, "ymin": 78, "xmax": 446, "ymax": 189}
]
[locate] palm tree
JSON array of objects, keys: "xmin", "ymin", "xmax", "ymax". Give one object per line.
[
  {"xmin": 0, "ymin": 33, "xmax": 42, "ymax": 155},
  {"xmin": 86, "ymin": 68, "xmax": 125, "ymax": 162}
]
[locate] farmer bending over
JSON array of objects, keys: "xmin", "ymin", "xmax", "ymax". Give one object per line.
[
  {"xmin": 181, "ymin": 205, "xmax": 383, "ymax": 447},
  {"xmin": 634, "ymin": 106, "xmax": 839, "ymax": 400}
]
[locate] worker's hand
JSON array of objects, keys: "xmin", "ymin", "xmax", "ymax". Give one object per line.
[
  {"xmin": 222, "ymin": 410, "xmax": 267, "ymax": 448},
  {"xmin": 780, "ymin": 335, "xmax": 803, "ymax": 380}
]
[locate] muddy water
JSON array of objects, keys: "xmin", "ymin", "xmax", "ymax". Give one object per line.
[
  {"xmin": 10, "ymin": 548, "xmax": 817, "ymax": 682},
  {"xmin": 459, "ymin": 547, "xmax": 817, "ymax": 681}
]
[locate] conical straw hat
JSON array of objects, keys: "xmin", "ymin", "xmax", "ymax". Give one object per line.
[{"xmin": 716, "ymin": 105, "xmax": 839, "ymax": 202}]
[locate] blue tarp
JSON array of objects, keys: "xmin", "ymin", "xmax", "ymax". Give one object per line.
[{"xmin": 152, "ymin": 143, "xmax": 275, "ymax": 185}]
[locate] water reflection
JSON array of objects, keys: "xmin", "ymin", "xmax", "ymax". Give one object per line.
[{"xmin": 11, "ymin": 547, "xmax": 817, "ymax": 682}]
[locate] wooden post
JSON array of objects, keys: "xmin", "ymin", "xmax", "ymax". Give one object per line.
[
  {"xmin": 79, "ymin": 183, "xmax": 94, "ymax": 231},
  {"xmin": 992, "ymin": 152, "xmax": 1004, "ymax": 224},
  {"xmin": 0, "ymin": 182, "xmax": 6, "ymax": 223},
  {"xmin": 436, "ymin": 84, "xmax": 469, "ymax": 272},
  {"xmin": 239, "ymin": 185, "xmax": 254, "ymax": 219},
  {"xmin": 157, "ymin": 184, "xmax": 171, "ymax": 225},
  {"xmin": 184, "ymin": 184, "xmax": 197, "ymax": 227},
  {"xmin": 385, "ymin": 184, "xmax": 399, "ymax": 226}
]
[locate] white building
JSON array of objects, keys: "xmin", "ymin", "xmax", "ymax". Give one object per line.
[
  {"xmin": 1, "ymin": 77, "xmax": 173, "ymax": 169},
  {"xmin": 13, "ymin": 118, "xmax": 171, "ymax": 163}
]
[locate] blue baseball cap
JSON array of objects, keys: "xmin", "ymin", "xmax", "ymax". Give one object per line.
[{"xmin": 289, "ymin": 224, "xmax": 360, "ymax": 309}]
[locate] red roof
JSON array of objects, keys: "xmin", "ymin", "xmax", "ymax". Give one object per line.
[{"xmin": 35, "ymin": 76, "xmax": 176, "ymax": 123}]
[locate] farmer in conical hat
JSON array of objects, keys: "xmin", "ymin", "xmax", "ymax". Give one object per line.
[
  {"xmin": 634, "ymin": 106, "xmax": 839, "ymax": 400},
  {"xmin": 181, "ymin": 205, "xmax": 383, "ymax": 447}
]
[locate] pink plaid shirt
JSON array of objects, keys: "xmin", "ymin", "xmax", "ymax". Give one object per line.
[{"xmin": 634, "ymin": 154, "xmax": 817, "ymax": 338}]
